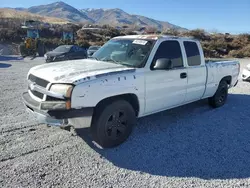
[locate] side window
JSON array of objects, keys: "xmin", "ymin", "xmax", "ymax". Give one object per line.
[
  {"xmin": 72, "ymin": 46, "xmax": 80, "ymax": 52},
  {"xmin": 152, "ymin": 40, "xmax": 183, "ymax": 69},
  {"xmin": 75, "ymin": 46, "xmax": 80, "ymax": 52},
  {"xmin": 184, "ymin": 41, "xmax": 201, "ymax": 66},
  {"xmin": 70, "ymin": 46, "xmax": 76, "ymax": 52}
]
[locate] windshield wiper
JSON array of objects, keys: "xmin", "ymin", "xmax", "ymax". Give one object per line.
[
  {"xmin": 120, "ymin": 63, "xmax": 136, "ymax": 68},
  {"xmin": 103, "ymin": 59, "xmax": 135, "ymax": 68},
  {"xmin": 102, "ymin": 58, "xmax": 121, "ymax": 64}
]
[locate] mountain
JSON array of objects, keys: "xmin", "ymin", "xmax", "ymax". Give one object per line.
[
  {"xmin": 0, "ymin": 8, "xmax": 68, "ymax": 24},
  {"xmin": 81, "ymin": 8, "xmax": 138, "ymax": 25},
  {"xmin": 81, "ymin": 8, "xmax": 186, "ymax": 31},
  {"xmin": 27, "ymin": 1, "xmax": 94, "ymax": 23},
  {"xmin": 132, "ymin": 15, "xmax": 183, "ymax": 31},
  {"xmin": 10, "ymin": 1, "xmax": 186, "ymax": 31}
]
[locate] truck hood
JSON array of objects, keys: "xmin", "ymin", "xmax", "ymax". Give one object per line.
[{"xmin": 28, "ymin": 59, "xmax": 135, "ymax": 84}]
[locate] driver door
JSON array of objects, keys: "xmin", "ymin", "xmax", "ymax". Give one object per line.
[{"xmin": 145, "ymin": 40, "xmax": 188, "ymax": 114}]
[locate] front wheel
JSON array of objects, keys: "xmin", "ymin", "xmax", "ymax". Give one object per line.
[
  {"xmin": 208, "ymin": 80, "xmax": 228, "ymax": 108},
  {"xmin": 91, "ymin": 100, "xmax": 136, "ymax": 148}
]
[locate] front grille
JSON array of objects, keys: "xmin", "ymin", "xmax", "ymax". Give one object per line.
[
  {"xmin": 30, "ymin": 89, "xmax": 44, "ymax": 99},
  {"xmin": 46, "ymin": 96, "xmax": 65, "ymax": 101},
  {"xmin": 28, "ymin": 74, "xmax": 49, "ymax": 88}
]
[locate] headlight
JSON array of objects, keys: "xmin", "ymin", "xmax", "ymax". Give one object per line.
[
  {"xmin": 44, "ymin": 54, "xmax": 47, "ymax": 58},
  {"xmin": 50, "ymin": 84, "xmax": 73, "ymax": 98}
]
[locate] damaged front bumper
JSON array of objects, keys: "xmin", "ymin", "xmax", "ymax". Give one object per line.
[{"xmin": 22, "ymin": 92, "xmax": 93, "ymax": 127}]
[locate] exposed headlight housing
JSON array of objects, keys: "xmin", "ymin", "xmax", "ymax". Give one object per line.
[
  {"xmin": 50, "ymin": 84, "xmax": 73, "ymax": 98},
  {"xmin": 47, "ymin": 84, "xmax": 74, "ymax": 110}
]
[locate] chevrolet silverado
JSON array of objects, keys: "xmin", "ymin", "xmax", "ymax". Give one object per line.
[{"xmin": 22, "ymin": 35, "xmax": 240, "ymax": 148}]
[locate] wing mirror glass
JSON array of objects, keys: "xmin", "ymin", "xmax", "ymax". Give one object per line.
[{"xmin": 153, "ymin": 58, "xmax": 173, "ymax": 70}]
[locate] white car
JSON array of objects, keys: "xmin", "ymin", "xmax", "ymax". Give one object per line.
[
  {"xmin": 242, "ymin": 64, "xmax": 250, "ymax": 81},
  {"xmin": 22, "ymin": 35, "xmax": 240, "ymax": 148}
]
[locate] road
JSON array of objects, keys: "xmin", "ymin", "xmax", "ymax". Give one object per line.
[{"xmin": 1, "ymin": 56, "xmax": 250, "ymax": 188}]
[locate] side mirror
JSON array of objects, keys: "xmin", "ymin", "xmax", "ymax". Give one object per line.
[{"xmin": 153, "ymin": 58, "xmax": 173, "ymax": 70}]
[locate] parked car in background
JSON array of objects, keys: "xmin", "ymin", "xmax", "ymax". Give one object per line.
[
  {"xmin": 23, "ymin": 35, "xmax": 240, "ymax": 148},
  {"xmin": 242, "ymin": 64, "xmax": 250, "ymax": 81},
  {"xmin": 44, "ymin": 45, "xmax": 87, "ymax": 62},
  {"xmin": 87, "ymin": 46, "xmax": 101, "ymax": 57}
]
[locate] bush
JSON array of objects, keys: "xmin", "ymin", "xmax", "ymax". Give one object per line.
[
  {"xmin": 229, "ymin": 50, "xmax": 245, "ymax": 58},
  {"xmin": 76, "ymin": 39, "xmax": 90, "ymax": 48},
  {"xmin": 229, "ymin": 44, "xmax": 250, "ymax": 58},
  {"xmin": 182, "ymin": 29, "xmax": 209, "ymax": 41},
  {"xmin": 1, "ymin": 18, "xmax": 250, "ymax": 58}
]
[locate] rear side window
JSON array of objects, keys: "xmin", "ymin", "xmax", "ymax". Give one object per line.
[
  {"xmin": 152, "ymin": 40, "xmax": 183, "ymax": 69},
  {"xmin": 184, "ymin": 41, "xmax": 201, "ymax": 66}
]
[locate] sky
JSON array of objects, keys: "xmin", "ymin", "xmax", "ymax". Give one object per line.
[{"xmin": 2, "ymin": 0, "xmax": 250, "ymax": 34}]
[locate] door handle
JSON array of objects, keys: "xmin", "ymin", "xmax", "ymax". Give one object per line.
[{"xmin": 180, "ymin": 72, "xmax": 187, "ymax": 79}]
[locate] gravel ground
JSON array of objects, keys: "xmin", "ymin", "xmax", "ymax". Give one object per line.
[{"xmin": 1, "ymin": 57, "xmax": 250, "ymax": 188}]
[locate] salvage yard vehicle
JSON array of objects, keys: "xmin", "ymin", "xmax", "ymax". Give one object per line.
[
  {"xmin": 242, "ymin": 63, "xmax": 250, "ymax": 81},
  {"xmin": 22, "ymin": 35, "xmax": 240, "ymax": 148},
  {"xmin": 87, "ymin": 46, "xmax": 101, "ymax": 57},
  {"xmin": 44, "ymin": 45, "xmax": 87, "ymax": 63},
  {"xmin": 19, "ymin": 22, "xmax": 45, "ymax": 57}
]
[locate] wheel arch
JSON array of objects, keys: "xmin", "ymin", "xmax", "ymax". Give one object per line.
[
  {"xmin": 220, "ymin": 75, "xmax": 232, "ymax": 85},
  {"xmin": 93, "ymin": 93, "xmax": 140, "ymax": 117}
]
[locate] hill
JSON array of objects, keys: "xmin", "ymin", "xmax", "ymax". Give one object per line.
[
  {"xmin": 0, "ymin": 8, "xmax": 68, "ymax": 24},
  {"xmin": 81, "ymin": 8, "xmax": 185, "ymax": 31}
]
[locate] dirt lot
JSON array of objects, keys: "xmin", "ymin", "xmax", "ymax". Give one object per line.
[{"xmin": 1, "ymin": 56, "xmax": 250, "ymax": 188}]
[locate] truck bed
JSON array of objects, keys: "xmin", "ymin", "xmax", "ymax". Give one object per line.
[
  {"xmin": 205, "ymin": 58, "xmax": 233, "ymax": 63},
  {"xmin": 202, "ymin": 59, "xmax": 240, "ymax": 99}
]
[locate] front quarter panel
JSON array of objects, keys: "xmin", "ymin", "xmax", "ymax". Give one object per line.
[{"xmin": 70, "ymin": 71, "xmax": 145, "ymax": 116}]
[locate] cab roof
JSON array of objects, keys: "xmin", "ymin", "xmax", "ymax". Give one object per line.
[{"xmin": 113, "ymin": 35, "xmax": 197, "ymax": 41}]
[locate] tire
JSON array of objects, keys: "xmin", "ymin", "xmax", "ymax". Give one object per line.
[
  {"xmin": 91, "ymin": 100, "xmax": 136, "ymax": 148},
  {"xmin": 208, "ymin": 80, "xmax": 228, "ymax": 108}
]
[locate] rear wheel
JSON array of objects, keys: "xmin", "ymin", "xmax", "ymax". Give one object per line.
[
  {"xmin": 208, "ymin": 80, "xmax": 228, "ymax": 108},
  {"xmin": 91, "ymin": 100, "xmax": 136, "ymax": 148}
]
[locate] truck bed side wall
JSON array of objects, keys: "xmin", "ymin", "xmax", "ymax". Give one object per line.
[{"xmin": 203, "ymin": 61, "xmax": 239, "ymax": 98}]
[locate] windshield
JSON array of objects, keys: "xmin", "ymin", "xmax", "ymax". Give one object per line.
[
  {"xmin": 53, "ymin": 45, "xmax": 72, "ymax": 53},
  {"xmin": 92, "ymin": 39, "xmax": 155, "ymax": 68}
]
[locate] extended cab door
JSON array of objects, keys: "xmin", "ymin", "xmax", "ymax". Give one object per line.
[
  {"xmin": 145, "ymin": 40, "xmax": 188, "ymax": 114},
  {"xmin": 182, "ymin": 41, "xmax": 206, "ymax": 102}
]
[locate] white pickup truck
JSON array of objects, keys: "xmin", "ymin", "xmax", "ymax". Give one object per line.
[{"xmin": 22, "ymin": 35, "xmax": 240, "ymax": 148}]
